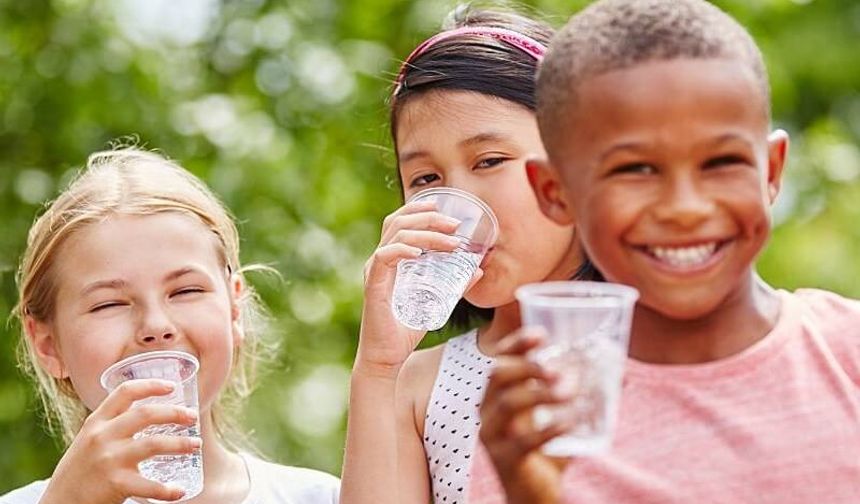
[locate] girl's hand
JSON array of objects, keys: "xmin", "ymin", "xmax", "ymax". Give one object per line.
[
  {"xmin": 39, "ymin": 379, "xmax": 201, "ymax": 504},
  {"xmin": 357, "ymin": 200, "xmax": 477, "ymax": 376},
  {"xmin": 478, "ymin": 328, "xmax": 573, "ymax": 504}
]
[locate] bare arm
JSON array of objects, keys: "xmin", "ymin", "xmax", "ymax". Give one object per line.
[
  {"xmin": 340, "ymin": 363, "xmax": 402, "ymax": 503},
  {"xmin": 340, "ymin": 201, "xmax": 460, "ymax": 504}
]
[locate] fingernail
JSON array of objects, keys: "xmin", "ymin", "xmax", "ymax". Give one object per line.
[
  {"xmin": 446, "ymin": 236, "xmax": 462, "ymax": 247},
  {"xmin": 188, "ymin": 437, "xmax": 203, "ymax": 448},
  {"xmin": 443, "ymin": 216, "xmax": 461, "ymax": 227}
]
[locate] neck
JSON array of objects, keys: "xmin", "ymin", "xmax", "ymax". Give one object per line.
[
  {"xmin": 185, "ymin": 412, "xmax": 250, "ymax": 504},
  {"xmin": 476, "ymin": 301, "xmax": 522, "ymax": 355},
  {"xmin": 629, "ymin": 273, "xmax": 782, "ymax": 365}
]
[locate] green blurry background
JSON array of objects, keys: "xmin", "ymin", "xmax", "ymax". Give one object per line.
[{"xmin": 1, "ymin": 0, "xmax": 858, "ymax": 490}]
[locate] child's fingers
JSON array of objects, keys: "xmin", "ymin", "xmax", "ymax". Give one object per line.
[
  {"xmin": 112, "ymin": 404, "xmax": 198, "ymax": 438},
  {"xmin": 386, "ymin": 229, "xmax": 462, "ymax": 252},
  {"xmin": 492, "ymin": 327, "xmax": 546, "ymax": 357},
  {"xmin": 480, "ymin": 379, "xmax": 565, "ymax": 440},
  {"xmin": 484, "ymin": 357, "xmax": 554, "ymax": 397},
  {"xmin": 485, "ymin": 381, "xmax": 568, "ymax": 423},
  {"xmin": 380, "ymin": 201, "xmax": 438, "ymax": 233},
  {"xmin": 509, "ymin": 421, "xmax": 571, "ymax": 459},
  {"xmin": 380, "ymin": 211, "xmax": 461, "ymax": 244},
  {"xmin": 363, "ymin": 243, "xmax": 423, "ymax": 286},
  {"xmin": 95, "ymin": 379, "xmax": 177, "ymax": 419},
  {"xmin": 127, "ymin": 434, "xmax": 202, "ymax": 463},
  {"xmin": 122, "ymin": 474, "xmax": 188, "ymax": 503}
]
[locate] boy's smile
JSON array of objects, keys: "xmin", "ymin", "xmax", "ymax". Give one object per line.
[{"xmin": 548, "ymin": 58, "xmax": 787, "ymax": 321}]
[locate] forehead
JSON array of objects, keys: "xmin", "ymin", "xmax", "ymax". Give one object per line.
[
  {"xmin": 551, "ymin": 58, "xmax": 769, "ymax": 162},
  {"xmin": 55, "ymin": 212, "xmax": 223, "ymax": 288},
  {"xmin": 395, "ymin": 90, "xmax": 537, "ymax": 151}
]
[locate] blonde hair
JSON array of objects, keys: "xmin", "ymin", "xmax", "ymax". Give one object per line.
[{"xmin": 13, "ymin": 147, "xmax": 273, "ymax": 449}]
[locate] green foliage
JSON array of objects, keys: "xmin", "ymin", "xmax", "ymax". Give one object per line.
[{"xmin": 1, "ymin": 0, "xmax": 858, "ymax": 492}]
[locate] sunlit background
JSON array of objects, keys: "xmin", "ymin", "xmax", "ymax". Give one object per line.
[{"xmin": 1, "ymin": 0, "xmax": 858, "ymax": 490}]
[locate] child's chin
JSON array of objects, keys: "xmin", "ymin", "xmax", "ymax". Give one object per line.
[{"xmin": 643, "ymin": 293, "xmax": 726, "ymax": 321}]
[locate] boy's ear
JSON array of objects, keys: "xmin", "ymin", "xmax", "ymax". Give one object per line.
[
  {"xmin": 229, "ymin": 273, "xmax": 245, "ymax": 347},
  {"xmin": 525, "ymin": 158, "xmax": 575, "ymax": 226},
  {"xmin": 24, "ymin": 317, "xmax": 67, "ymax": 379},
  {"xmin": 766, "ymin": 129, "xmax": 789, "ymax": 204}
]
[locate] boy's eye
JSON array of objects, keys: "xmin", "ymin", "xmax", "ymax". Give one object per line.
[
  {"xmin": 704, "ymin": 155, "xmax": 749, "ymax": 169},
  {"xmin": 609, "ymin": 163, "xmax": 657, "ymax": 176},
  {"xmin": 409, "ymin": 173, "xmax": 440, "ymax": 188},
  {"xmin": 474, "ymin": 157, "xmax": 509, "ymax": 170}
]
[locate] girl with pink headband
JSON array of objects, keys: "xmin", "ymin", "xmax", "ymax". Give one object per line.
[{"xmin": 340, "ymin": 7, "xmax": 596, "ymax": 504}]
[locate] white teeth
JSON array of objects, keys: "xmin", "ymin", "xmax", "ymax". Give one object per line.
[{"xmin": 648, "ymin": 242, "xmax": 718, "ymax": 267}]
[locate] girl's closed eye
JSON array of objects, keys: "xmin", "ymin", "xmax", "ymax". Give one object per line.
[
  {"xmin": 171, "ymin": 286, "xmax": 206, "ymax": 298},
  {"xmin": 89, "ymin": 300, "xmax": 127, "ymax": 313}
]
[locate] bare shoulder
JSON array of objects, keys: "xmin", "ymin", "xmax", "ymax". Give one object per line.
[
  {"xmin": 396, "ymin": 343, "xmax": 447, "ymax": 434},
  {"xmin": 398, "ymin": 344, "xmax": 446, "ymax": 401}
]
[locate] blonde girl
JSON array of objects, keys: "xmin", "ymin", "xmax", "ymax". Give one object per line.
[{"xmin": 2, "ymin": 149, "xmax": 339, "ymax": 504}]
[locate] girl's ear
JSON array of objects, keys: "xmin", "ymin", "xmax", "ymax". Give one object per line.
[
  {"xmin": 229, "ymin": 274, "xmax": 245, "ymax": 348},
  {"xmin": 525, "ymin": 158, "xmax": 576, "ymax": 226},
  {"xmin": 24, "ymin": 316, "xmax": 67, "ymax": 379}
]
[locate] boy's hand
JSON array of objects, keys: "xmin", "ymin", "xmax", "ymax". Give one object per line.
[
  {"xmin": 479, "ymin": 328, "xmax": 573, "ymax": 504},
  {"xmin": 39, "ymin": 379, "xmax": 201, "ymax": 504},
  {"xmin": 356, "ymin": 200, "xmax": 471, "ymax": 377}
]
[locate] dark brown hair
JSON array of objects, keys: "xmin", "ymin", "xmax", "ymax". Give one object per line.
[{"xmin": 390, "ymin": 6, "xmax": 601, "ymax": 330}]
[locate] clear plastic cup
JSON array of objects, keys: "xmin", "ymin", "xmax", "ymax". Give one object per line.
[
  {"xmin": 100, "ymin": 351, "xmax": 203, "ymax": 503},
  {"xmin": 392, "ymin": 187, "xmax": 499, "ymax": 331},
  {"xmin": 515, "ymin": 281, "xmax": 639, "ymax": 457}
]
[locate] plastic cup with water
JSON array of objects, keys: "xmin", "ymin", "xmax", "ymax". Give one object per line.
[
  {"xmin": 515, "ymin": 281, "xmax": 639, "ymax": 457},
  {"xmin": 391, "ymin": 187, "xmax": 498, "ymax": 331},
  {"xmin": 100, "ymin": 350, "xmax": 203, "ymax": 503}
]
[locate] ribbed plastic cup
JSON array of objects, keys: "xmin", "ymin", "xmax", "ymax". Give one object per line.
[
  {"xmin": 100, "ymin": 351, "xmax": 203, "ymax": 503},
  {"xmin": 392, "ymin": 187, "xmax": 498, "ymax": 331},
  {"xmin": 516, "ymin": 281, "xmax": 638, "ymax": 457}
]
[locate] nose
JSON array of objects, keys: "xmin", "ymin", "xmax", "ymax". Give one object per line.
[
  {"xmin": 135, "ymin": 303, "xmax": 179, "ymax": 346},
  {"xmin": 652, "ymin": 173, "xmax": 715, "ymax": 229}
]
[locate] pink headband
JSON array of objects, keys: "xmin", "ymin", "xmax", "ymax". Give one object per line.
[{"xmin": 393, "ymin": 26, "xmax": 547, "ymax": 96}]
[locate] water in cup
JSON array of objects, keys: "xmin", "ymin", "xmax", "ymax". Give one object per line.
[
  {"xmin": 515, "ymin": 281, "xmax": 638, "ymax": 457},
  {"xmin": 531, "ymin": 323, "xmax": 627, "ymax": 456},
  {"xmin": 392, "ymin": 243, "xmax": 482, "ymax": 331},
  {"xmin": 100, "ymin": 351, "xmax": 203, "ymax": 503},
  {"xmin": 391, "ymin": 187, "xmax": 498, "ymax": 331}
]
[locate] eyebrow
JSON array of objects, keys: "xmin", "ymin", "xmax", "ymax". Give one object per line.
[
  {"xmin": 164, "ymin": 266, "xmax": 203, "ymax": 282},
  {"xmin": 80, "ymin": 279, "xmax": 126, "ymax": 297},
  {"xmin": 709, "ymin": 133, "xmax": 755, "ymax": 149},
  {"xmin": 458, "ymin": 131, "xmax": 511, "ymax": 148},
  {"xmin": 398, "ymin": 132, "xmax": 513, "ymax": 165},
  {"xmin": 598, "ymin": 141, "xmax": 645, "ymax": 164},
  {"xmin": 78, "ymin": 267, "xmax": 205, "ymax": 297},
  {"xmin": 598, "ymin": 133, "xmax": 756, "ymax": 164}
]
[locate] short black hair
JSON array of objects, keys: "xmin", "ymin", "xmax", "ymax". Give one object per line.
[{"xmin": 538, "ymin": 0, "xmax": 770, "ymax": 156}]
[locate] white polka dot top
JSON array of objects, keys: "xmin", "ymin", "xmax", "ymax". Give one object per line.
[{"xmin": 423, "ymin": 329, "xmax": 495, "ymax": 504}]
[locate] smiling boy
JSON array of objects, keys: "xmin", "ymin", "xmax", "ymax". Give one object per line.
[{"xmin": 469, "ymin": 0, "xmax": 860, "ymax": 502}]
